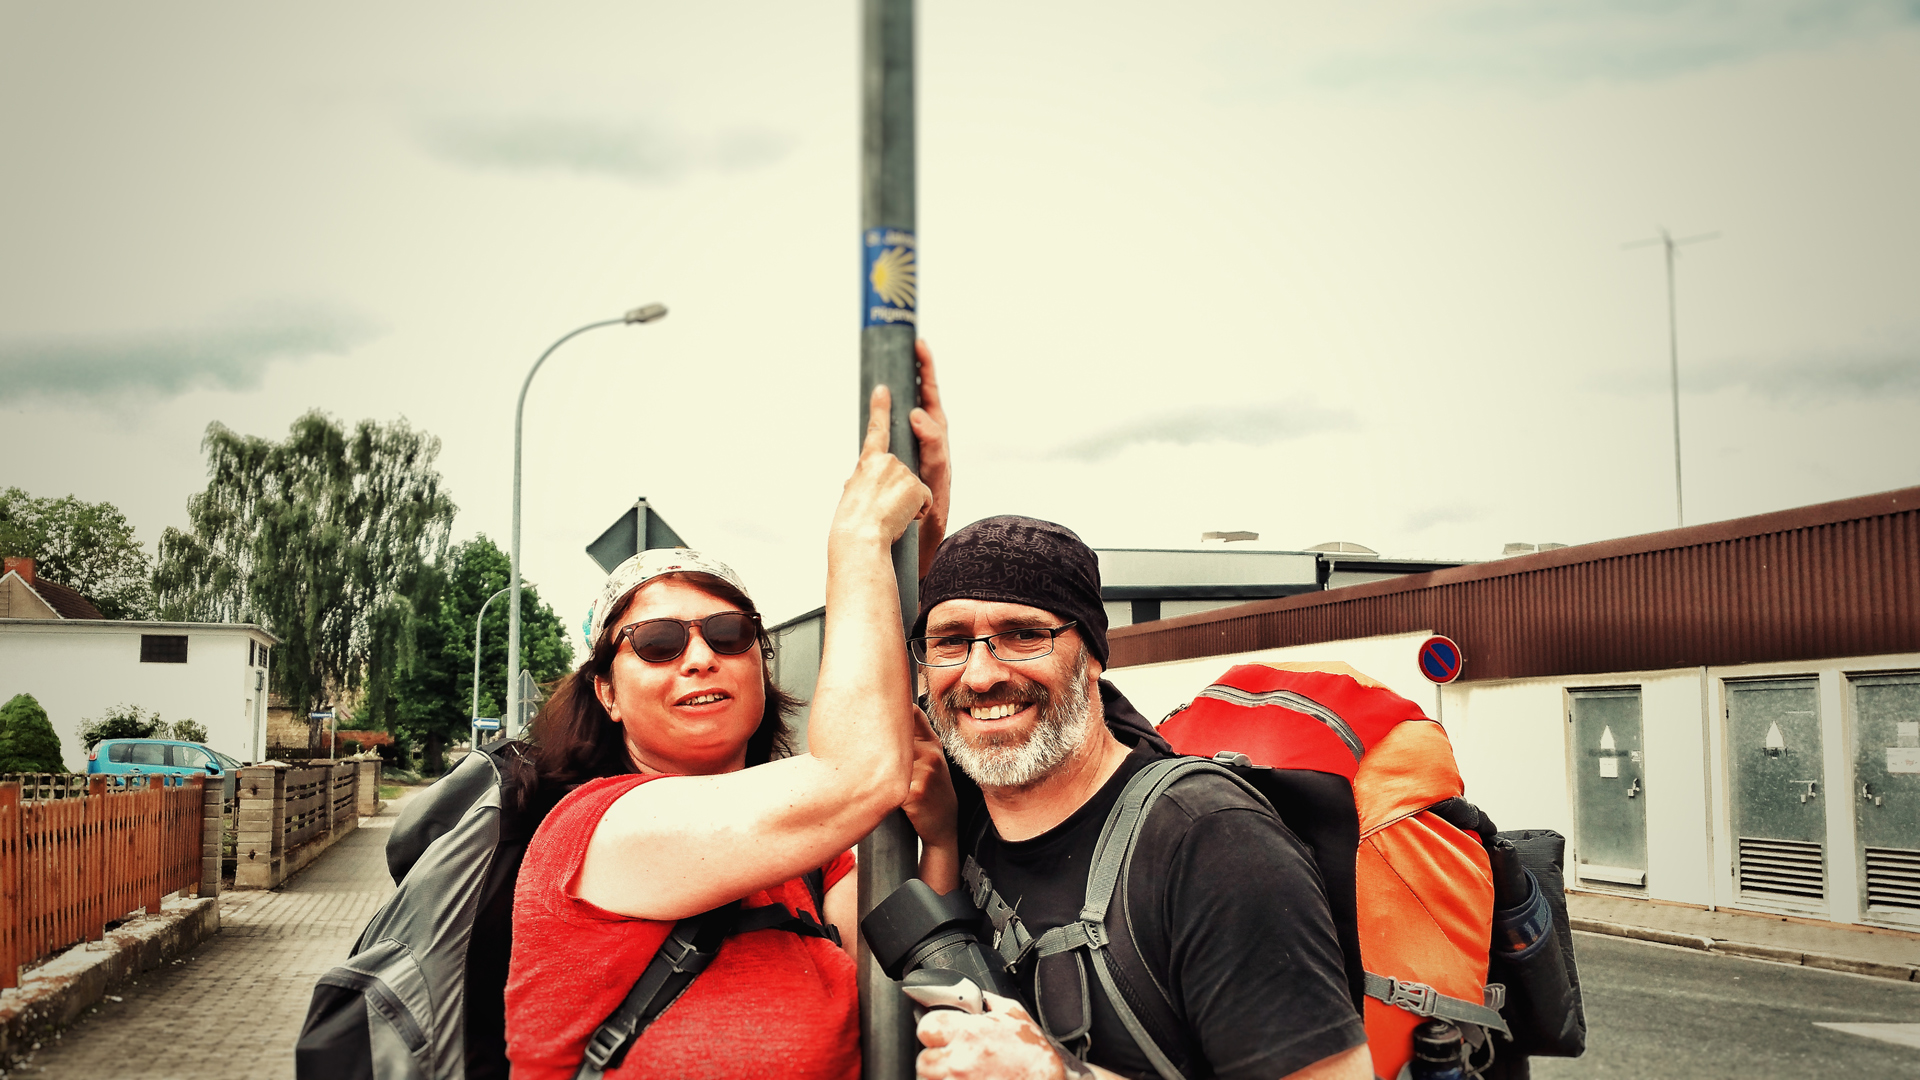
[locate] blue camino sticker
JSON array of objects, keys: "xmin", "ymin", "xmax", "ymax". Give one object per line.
[{"xmin": 863, "ymin": 228, "xmax": 917, "ymax": 328}]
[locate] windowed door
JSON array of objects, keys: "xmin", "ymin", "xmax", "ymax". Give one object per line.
[
  {"xmin": 1852, "ymin": 673, "xmax": 1920, "ymax": 920},
  {"xmin": 1726, "ymin": 679, "xmax": 1827, "ymax": 908},
  {"xmin": 1569, "ymin": 689, "xmax": 1648, "ymax": 888}
]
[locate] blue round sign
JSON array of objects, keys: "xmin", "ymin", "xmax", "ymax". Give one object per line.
[{"xmin": 1418, "ymin": 635, "xmax": 1463, "ymax": 684}]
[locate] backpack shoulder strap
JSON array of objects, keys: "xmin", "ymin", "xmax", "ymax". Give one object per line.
[
  {"xmin": 575, "ymin": 902, "xmax": 741, "ymax": 1080},
  {"xmin": 1030, "ymin": 757, "xmax": 1271, "ymax": 1080},
  {"xmin": 573, "ymin": 871, "xmax": 850, "ymax": 1079}
]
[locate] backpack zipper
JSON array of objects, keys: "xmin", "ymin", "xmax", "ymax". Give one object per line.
[{"xmin": 1195, "ymin": 685, "xmax": 1366, "ymax": 762}]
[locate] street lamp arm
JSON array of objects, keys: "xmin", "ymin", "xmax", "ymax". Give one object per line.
[
  {"xmin": 515, "ymin": 318, "xmax": 625, "ymax": 431},
  {"xmin": 472, "ymin": 585, "xmax": 511, "ymax": 727},
  {"xmin": 508, "ymin": 306, "xmax": 668, "ymax": 735}
]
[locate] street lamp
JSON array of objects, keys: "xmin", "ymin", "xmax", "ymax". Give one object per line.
[
  {"xmin": 509, "ymin": 305, "xmax": 668, "ymax": 735},
  {"xmin": 471, "ymin": 585, "xmax": 510, "ymax": 752}
]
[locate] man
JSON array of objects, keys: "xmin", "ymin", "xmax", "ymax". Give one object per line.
[{"xmin": 908, "ymin": 516, "xmax": 1371, "ymax": 1080}]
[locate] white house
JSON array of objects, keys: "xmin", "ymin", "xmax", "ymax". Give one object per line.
[{"xmin": 0, "ymin": 559, "xmax": 276, "ymax": 769}]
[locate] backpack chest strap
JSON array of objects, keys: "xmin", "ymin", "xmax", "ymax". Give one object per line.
[{"xmin": 1364, "ymin": 971, "xmax": 1511, "ymax": 1038}]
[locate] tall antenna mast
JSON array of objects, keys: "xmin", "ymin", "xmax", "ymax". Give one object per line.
[{"xmin": 1624, "ymin": 227, "xmax": 1718, "ymax": 527}]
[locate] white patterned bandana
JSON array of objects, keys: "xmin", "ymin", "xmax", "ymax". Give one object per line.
[{"xmin": 583, "ymin": 548, "xmax": 753, "ymax": 652}]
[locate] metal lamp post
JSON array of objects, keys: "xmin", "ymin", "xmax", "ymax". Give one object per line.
[
  {"xmin": 471, "ymin": 585, "xmax": 510, "ymax": 752},
  {"xmin": 859, "ymin": 0, "xmax": 920, "ymax": 1073},
  {"xmin": 509, "ymin": 304, "xmax": 668, "ymax": 734}
]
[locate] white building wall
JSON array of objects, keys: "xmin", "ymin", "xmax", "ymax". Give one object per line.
[
  {"xmin": 1113, "ymin": 635, "xmax": 1920, "ymax": 931},
  {"xmin": 0, "ymin": 621, "xmax": 274, "ymax": 770},
  {"xmin": 1441, "ymin": 670, "xmax": 1716, "ymax": 906}
]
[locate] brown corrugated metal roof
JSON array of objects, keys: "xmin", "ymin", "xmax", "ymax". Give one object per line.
[{"xmin": 1107, "ymin": 486, "xmax": 1920, "ymax": 680}]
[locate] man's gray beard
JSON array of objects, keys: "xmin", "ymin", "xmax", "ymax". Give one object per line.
[{"xmin": 927, "ymin": 649, "xmax": 1096, "ymax": 792}]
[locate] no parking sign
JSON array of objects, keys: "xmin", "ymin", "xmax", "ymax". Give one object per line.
[{"xmin": 1418, "ymin": 635, "xmax": 1463, "ymax": 684}]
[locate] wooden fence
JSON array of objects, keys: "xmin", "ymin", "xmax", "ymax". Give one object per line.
[
  {"xmin": 235, "ymin": 760, "xmax": 373, "ymax": 890},
  {"xmin": 0, "ymin": 776, "xmax": 209, "ymax": 989}
]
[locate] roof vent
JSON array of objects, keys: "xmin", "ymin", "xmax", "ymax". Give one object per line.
[
  {"xmin": 1306, "ymin": 541, "xmax": 1378, "ymax": 558},
  {"xmin": 1503, "ymin": 542, "xmax": 1568, "ymax": 557},
  {"xmin": 1201, "ymin": 531, "xmax": 1259, "ymax": 543}
]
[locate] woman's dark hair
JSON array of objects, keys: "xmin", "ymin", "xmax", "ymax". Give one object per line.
[{"xmin": 528, "ymin": 571, "xmax": 801, "ymax": 791}]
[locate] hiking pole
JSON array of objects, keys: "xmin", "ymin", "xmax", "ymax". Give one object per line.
[{"xmin": 857, "ymin": 0, "xmax": 920, "ymax": 1076}]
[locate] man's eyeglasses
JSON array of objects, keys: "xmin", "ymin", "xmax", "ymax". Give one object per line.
[
  {"xmin": 908, "ymin": 622, "xmax": 1078, "ymax": 668},
  {"xmin": 616, "ymin": 612, "xmax": 763, "ymax": 663}
]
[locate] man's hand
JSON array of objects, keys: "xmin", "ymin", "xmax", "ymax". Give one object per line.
[
  {"xmin": 916, "ymin": 992, "xmax": 1076, "ymax": 1080},
  {"xmin": 904, "ymin": 706, "xmax": 959, "ymax": 893},
  {"xmin": 911, "ymin": 339, "xmax": 952, "ymax": 579}
]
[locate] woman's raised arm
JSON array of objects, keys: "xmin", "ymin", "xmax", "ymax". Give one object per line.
[{"xmin": 574, "ymin": 385, "xmax": 930, "ymax": 920}]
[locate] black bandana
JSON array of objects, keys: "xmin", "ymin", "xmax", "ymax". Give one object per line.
[{"xmin": 914, "ymin": 515, "xmax": 1108, "ymax": 667}]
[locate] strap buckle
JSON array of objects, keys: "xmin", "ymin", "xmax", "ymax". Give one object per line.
[
  {"xmin": 581, "ymin": 1023, "xmax": 629, "ymax": 1071},
  {"xmin": 1383, "ymin": 977, "xmax": 1438, "ymax": 1017},
  {"xmin": 658, "ymin": 934, "xmax": 710, "ymax": 976}
]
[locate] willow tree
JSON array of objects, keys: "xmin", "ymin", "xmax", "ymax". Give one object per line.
[{"xmin": 154, "ymin": 412, "xmax": 457, "ymax": 736}]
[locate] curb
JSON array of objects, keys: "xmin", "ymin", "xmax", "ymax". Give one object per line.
[
  {"xmin": 1571, "ymin": 917, "xmax": 1920, "ymax": 983},
  {"xmin": 0, "ymin": 896, "xmax": 221, "ymax": 1065}
]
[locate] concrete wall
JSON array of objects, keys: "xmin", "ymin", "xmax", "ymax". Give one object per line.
[
  {"xmin": 1103, "ymin": 630, "xmax": 1440, "ymax": 728},
  {"xmin": 0, "ymin": 621, "xmax": 274, "ymax": 769},
  {"xmin": 768, "ymin": 608, "xmax": 824, "ymax": 752},
  {"xmin": 1096, "ymin": 548, "xmax": 1319, "ymax": 587}
]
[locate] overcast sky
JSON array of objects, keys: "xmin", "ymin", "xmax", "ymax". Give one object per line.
[{"xmin": 4, "ymin": 1, "xmax": 1917, "ymax": 647}]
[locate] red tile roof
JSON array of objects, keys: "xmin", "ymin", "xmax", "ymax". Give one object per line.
[{"xmin": 5, "ymin": 572, "xmax": 105, "ymax": 619}]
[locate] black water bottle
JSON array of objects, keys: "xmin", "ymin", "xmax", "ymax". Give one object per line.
[{"xmin": 1411, "ymin": 1019, "xmax": 1467, "ymax": 1080}]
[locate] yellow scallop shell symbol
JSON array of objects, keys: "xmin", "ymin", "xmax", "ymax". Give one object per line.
[{"xmin": 869, "ymin": 246, "xmax": 917, "ymax": 309}]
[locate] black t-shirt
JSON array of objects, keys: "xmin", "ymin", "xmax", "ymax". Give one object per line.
[{"xmin": 963, "ymin": 744, "xmax": 1366, "ymax": 1080}]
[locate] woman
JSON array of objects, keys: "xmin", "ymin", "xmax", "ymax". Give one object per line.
[{"xmin": 504, "ymin": 384, "xmax": 956, "ymax": 1079}]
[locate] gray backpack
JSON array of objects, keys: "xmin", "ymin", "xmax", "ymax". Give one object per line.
[
  {"xmin": 296, "ymin": 743, "xmax": 545, "ymax": 1080},
  {"xmin": 295, "ymin": 742, "xmax": 839, "ymax": 1080}
]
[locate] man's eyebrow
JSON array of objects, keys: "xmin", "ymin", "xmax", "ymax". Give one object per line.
[{"xmin": 925, "ymin": 613, "xmax": 1057, "ymax": 636}]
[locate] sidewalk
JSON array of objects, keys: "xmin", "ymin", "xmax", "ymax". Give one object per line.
[
  {"xmin": 1569, "ymin": 890, "xmax": 1920, "ymax": 982},
  {"xmin": 13, "ymin": 790, "xmax": 416, "ymax": 1080}
]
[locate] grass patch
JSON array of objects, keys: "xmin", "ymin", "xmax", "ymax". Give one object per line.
[{"xmin": 378, "ymin": 784, "xmax": 405, "ymax": 800}]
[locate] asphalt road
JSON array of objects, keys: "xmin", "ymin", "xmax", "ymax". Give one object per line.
[{"xmin": 1531, "ymin": 932, "xmax": 1920, "ymax": 1079}]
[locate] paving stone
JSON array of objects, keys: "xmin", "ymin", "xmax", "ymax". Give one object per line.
[{"xmin": 14, "ymin": 793, "xmax": 414, "ymax": 1080}]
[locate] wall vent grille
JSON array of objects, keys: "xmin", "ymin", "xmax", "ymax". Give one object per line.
[
  {"xmin": 1865, "ymin": 847, "xmax": 1920, "ymax": 911},
  {"xmin": 1737, "ymin": 837, "xmax": 1825, "ymax": 901}
]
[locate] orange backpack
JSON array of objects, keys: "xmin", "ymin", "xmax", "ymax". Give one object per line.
[{"xmin": 1158, "ymin": 662, "xmax": 1510, "ymax": 1080}]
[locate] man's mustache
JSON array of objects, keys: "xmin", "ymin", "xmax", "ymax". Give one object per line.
[{"xmin": 938, "ymin": 675, "xmax": 1051, "ymax": 714}]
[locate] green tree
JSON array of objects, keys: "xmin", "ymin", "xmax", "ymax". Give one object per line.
[
  {"xmin": 0, "ymin": 488, "xmax": 155, "ymax": 619},
  {"xmin": 76, "ymin": 704, "xmax": 164, "ymax": 749},
  {"xmin": 167, "ymin": 719, "xmax": 209, "ymax": 744},
  {"xmin": 0, "ymin": 694, "xmax": 67, "ymax": 773},
  {"xmin": 391, "ymin": 535, "xmax": 573, "ymax": 773},
  {"xmin": 153, "ymin": 412, "xmax": 456, "ymax": 739}
]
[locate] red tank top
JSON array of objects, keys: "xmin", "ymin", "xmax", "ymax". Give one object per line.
[{"xmin": 505, "ymin": 774, "xmax": 859, "ymax": 1080}]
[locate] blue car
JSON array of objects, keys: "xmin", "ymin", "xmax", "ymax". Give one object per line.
[{"xmin": 88, "ymin": 738, "xmax": 245, "ymax": 801}]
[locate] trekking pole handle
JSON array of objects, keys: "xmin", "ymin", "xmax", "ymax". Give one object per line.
[{"xmin": 902, "ymin": 968, "xmax": 985, "ymax": 1014}]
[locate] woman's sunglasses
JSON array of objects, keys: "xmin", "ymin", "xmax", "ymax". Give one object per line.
[{"xmin": 615, "ymin": 612, "xmax": 763, "ymax": 664}]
